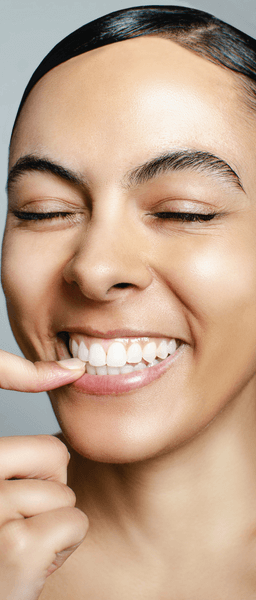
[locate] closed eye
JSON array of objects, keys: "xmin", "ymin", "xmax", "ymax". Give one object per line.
[
  {"xmin": 153, "ymin": 211, "xmax": 217, "ymax": 222},
  {"xmin": 13, "ymin": 210, "xmax": 218, "ymax": 224},
  {"xmin": 13, "ymin": 211, "xmax": 72, "ymax": 220}
]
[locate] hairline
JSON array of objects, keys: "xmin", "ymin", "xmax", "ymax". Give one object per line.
[{"xmin": 9, "ymin": 32, "xmax": 256, "ymax": 160}]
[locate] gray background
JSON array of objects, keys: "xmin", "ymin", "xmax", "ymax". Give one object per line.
[{"xmin": 0, "ymin": 0, "xmax": 255, "ymax": 436}]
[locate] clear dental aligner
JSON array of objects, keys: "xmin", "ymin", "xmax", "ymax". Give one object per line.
[{"xmin": 69, "ymin": 336, "xmax": 179, "ymax": 375}]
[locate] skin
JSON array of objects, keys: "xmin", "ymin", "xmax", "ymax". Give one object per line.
[{"xmin": 2, "ymin": 37, "xmax": 256, "ymax": 597}]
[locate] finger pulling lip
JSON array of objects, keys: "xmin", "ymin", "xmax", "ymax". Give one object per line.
[{"xmin": 71, "ymin": 345, "xmax": 183, "ymax": 396}]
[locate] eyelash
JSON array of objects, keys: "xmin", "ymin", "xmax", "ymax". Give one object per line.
[
  {"xmin": 153, "ymin": 211, "xmax": 217, "ymax": 222},
  {"xmin": 13, "ymin": 211, "xmax": 71, "ymax": 221},
  {"xmin": 13, "ymin": 210, "xmax": 217, "ymax": 223}
]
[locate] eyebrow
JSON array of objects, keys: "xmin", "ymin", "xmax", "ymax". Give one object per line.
[
  {"xmin": 7, "ymin": 149, "xmax": 244, "ymax": 194},
  {"xmin": 125, "ymin": 150, "xmax": 244, "ymax": 191},
  {"xmin": 7, "ymin": 155, "xmax": 84, "ymax": 193}
]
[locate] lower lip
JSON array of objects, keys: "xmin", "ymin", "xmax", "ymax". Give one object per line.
[{"xmin": 72, "ymin": 347, "xmax": 182, "ymax": 395}]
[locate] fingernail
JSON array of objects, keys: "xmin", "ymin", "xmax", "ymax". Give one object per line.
[{"xmin": 57, "ymin": 358, "xmax": 85, "ymax": 370}]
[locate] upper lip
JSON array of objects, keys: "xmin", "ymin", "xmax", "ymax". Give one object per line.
[{"xmin": 59, "ymin": 326, "xmax": 182, "ymax": 340}]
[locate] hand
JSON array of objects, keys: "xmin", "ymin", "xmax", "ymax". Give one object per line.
[
  {"xmin": 0, "ymin": 435, "xmax": 88, "ymax": 600},
  {"xmin": 0, "ymin": 350, "xmax": 87, "ymax": 599},
  {"xmin": 0, "ymin": 348, "xmax": 85, "ymax": 392}
]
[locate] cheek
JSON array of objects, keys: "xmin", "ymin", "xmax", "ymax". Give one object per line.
[
  {"xmin": 181, "ymin": 236, "xmax": 256, "ymax": 402},
  {"xmin": 1, "ymin": 231, "xmax": 71, "ymax": 358},
  {"xmin": 190, "ymin": 242, "xmax": 256, "ymax": 324},
  {"xmin": 2, "ymin": 235, "xmax": 57, "ymax": 312},
  {"xmin": 2, "ymin": 225, "xmax": 81, "ymax": 307},
  {"xmin": 157, "ymin": 232, "xmax": 256, "ymax": 324},
  {"xmin": 193, "ymin": 240, "xmax": 256, "ymax": 361},
  {"xmin": 155, "ymin": 232, "xmax": 256, "ymax": 388}
]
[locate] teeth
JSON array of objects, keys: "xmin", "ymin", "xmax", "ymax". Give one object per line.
[
  {"xmin": 151, "ymin": 358, "xmax": 160, "ymax": 366},
  {"xmin": 70, "ymin": 338, "xmax": 79, "ymax": 358},
  {"xmin": 89, "ymin": 343, "xmax": 106, "ymax": 367},
  {"xmin": 69, "ymin": 335, "xmax": 179, "ymax": 374},
  {"xmin": 156, "ymin": 340, "xmax": 168, "ymax": 359},
  {"xmin": 85, "ymin": 360, "xmax": 164, "ymax": 376},
  {"xmin": 120, "ymin": 364, "xmax": 134, "ymax": 374},
  {"xmin": 107, "ymin": 342, "xmax": 127, "ymax": 367},
  {"xmin": 126, "ymin": 342, "xmax": 142, "ymax": 364},
  {"xmin": 147, "ymin": 358, "xmax": 161, "ymax": 367},
  {"xmin": 142, "ymin": 342, "xmax": 156, "ymax": 363},
  {"xmin": 167, "ymin": 339, "xmax": 177, "ymax": 354},
  {"xmin": 78, "ymin": 341, "xmax": 89, "ymax": 362},
  {"xmin": 107, "ymin": 366, "xmax": 121, "ymax": 375},
  {"xmin": 96, "ymin": 366, "xmax": 108, "ymax": 376},
  {"xmin": 134, "ymin": 362, "xmax": 147, "ymax": 371}
]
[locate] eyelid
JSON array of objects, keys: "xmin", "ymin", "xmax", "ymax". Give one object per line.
[
  {"xmin": 9, "ymin": 195, "xmax": 85, "ymax": 211},
  {"xmin": 11, "ymin": 210, "xmax": 86, "ymax": 229},
  {"xmin": 149, "ymin": 196, "xmax": 220, "ymax": 213}
]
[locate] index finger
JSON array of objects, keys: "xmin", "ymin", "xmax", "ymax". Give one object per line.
[
  {"xmin": 0, "ymin": 435, "xmax": 70, "ymax": 484},
  {"xmin": 0, "ymin": 350, "xmax": 85, "ymax": 392}
]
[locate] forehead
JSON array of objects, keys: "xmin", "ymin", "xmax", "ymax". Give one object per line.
[{"xmin": 10, "ymin": 36, "xmax": 255, "ymax": 188}]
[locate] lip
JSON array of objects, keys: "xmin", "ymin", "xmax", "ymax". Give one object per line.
[
  {"xmin": 71, "ymin": 344, "xmax": 183, "ymax": 395},
  {"xmin": 59, "ymin": 326, "xmax": 184, "ymax": 340}
]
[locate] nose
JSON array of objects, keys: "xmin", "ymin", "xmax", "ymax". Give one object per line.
[{"xmin": 62, "ymin": 211, "xmax": 152, "ymax": 302}]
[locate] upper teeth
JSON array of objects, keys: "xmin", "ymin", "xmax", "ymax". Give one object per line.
[{"xmin": 69, "ymin": 336, "xmax": 177, "ymax": 368}]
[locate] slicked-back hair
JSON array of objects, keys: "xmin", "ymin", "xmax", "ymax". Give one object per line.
[{"xmin": 11, "ymin": 4, "xmax": 256, "ymax": 140}]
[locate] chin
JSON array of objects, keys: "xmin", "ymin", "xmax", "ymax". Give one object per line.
[{"xmin": 48, "ymin": 383, "xmax": 208, "ymax": 464}]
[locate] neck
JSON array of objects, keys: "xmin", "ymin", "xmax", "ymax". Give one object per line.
[{"xmin": 65, "ymin": 383, "xmax": 256, "ymax": 557}]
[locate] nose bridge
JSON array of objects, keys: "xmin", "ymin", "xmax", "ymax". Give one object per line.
[
  {"xmin": 79, "ymin": 213, "xmax": 130, "ymax": 273},
  {"xmin": 63, "ymin": 202, "xmax": 152, "ymax": 301}
]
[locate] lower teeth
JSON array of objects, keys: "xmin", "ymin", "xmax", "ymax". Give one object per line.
[{"xmin": 86, "ymin": 358, "xmax": 163, "ymax": 376}]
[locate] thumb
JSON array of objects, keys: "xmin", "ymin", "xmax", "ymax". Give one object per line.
[{"xmin": 45, "ymin": 540, "xmax": 86, "ymax": 578}]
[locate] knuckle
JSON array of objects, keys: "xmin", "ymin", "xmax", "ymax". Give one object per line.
[
  {"xmin": 72, "ymin": 507, "xmax": 89, "ymax": 530},
  {"xmin": 40, "ymin": 434, "xmax": 69, "ymax": 464},
  {"xmin": 55, "ymin": 506, "xmax": 89, "ymax": 542},
  {"xmin": 0, "ymin": 519, "xmax": 29, "ymax": 558},
  {"xmin": 0, "ymin": 480, "xmax": 14, "ymax": 512},
  {"xmin": 0, "ymin": 479, "xmax": 7, "ymax": 493},
  {"xmin": 56, "ymin": 482, "xmax": 76, "ymax": 506}
]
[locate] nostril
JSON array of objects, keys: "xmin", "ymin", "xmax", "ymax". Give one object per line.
[{"xmin": 113, "ymin": 283, "xmax": 131, "ymax": 289}]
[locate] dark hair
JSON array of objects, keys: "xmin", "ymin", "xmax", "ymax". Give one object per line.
[{"xmin": 11, "ymin": 4, "xmax": 256, "ymax": 138}]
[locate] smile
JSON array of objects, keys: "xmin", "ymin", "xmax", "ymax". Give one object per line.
[
  {"xmin": 68, "ymin": 334, "xmax": 179, "ymax": 375},
  {"xmin": 59, "ymin": 333, "xmax": 183, "ymax": 395}
]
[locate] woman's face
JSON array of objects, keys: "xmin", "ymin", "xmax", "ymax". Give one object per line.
[{"xmin": 2, "ymin": 37, "xmax": 256, "ymax": 462}]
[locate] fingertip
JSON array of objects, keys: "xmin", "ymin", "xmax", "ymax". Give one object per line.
[{"xmin": 57, "ymin": 358, "xmax": 85, "ymax": 370}]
